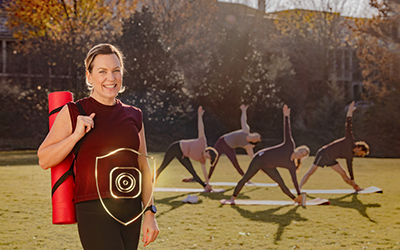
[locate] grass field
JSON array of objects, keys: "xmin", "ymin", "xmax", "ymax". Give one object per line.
[{"xmin": 1, "ymin": 151, "xmax": 399, "ymax": 250}]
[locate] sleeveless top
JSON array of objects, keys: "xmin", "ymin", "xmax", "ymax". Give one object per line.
[
  {"xmin": 223, "ymin": 130, "xmax": 249, "ymax": 148},
  {"xmin": 179, "ymin": 136, "xmax": 207, "ymax": 164},
  {"xmin": 67, "ymin": 97, "xmax": 143, "ymax": 203}
]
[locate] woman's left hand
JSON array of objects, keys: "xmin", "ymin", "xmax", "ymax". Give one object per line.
[{"xmin": 142, "ymin": 213, "xmax": 159, "ymax": 247}]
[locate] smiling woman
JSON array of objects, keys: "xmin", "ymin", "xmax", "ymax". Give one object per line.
[
  {"xmin": 85, "ymin": 44, "xmax": 125, "ymax": 105},
  {"xmin": 37, "ymin": 44, "xmax": 159, "ymax": 249}
]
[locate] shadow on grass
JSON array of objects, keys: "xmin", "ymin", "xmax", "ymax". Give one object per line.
[
  {"xmin": 155, "ymin": 193, "xmax": 204, "ymax": 218},
  {"xmin": 203, "ymin": 186, "xmax": 307, "ymax": 244},
  {"xmin": 326, "ymin": 193, "xmax": 381, "ymax": 223},
  {"xmin": 232, "ymin": 205, "xmax": 305, "ymax": 243}
]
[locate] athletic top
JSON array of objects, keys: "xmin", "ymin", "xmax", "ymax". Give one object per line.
[
  {"xmin": 179, "ymin": 136, "xmax": 207, "ymax": 164},
  {"xmin": 320, "ymin": 117, "xmax": 355, "ymax": 179},
  {"xmin": 253, "ymin": 116, "xmax": 301, "ymax": 195},
  {"xmin": 223, "ymin": 130, "xmax": 249, "ymax": 148},
  {"xmin": 67, "ymin": 97, "xmax": 143, "ymax": 203}
]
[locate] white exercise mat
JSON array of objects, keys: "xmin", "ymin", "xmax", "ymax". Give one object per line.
[
  {"xmin": 290, "ymin": 186, "xmax": 382, "ymax": 194},
  {"xmin": 210, "ymin": 182, "xmax": 278, "ymax": 187},
  {"xmin": 220, "ymin": 197, "xmax": 330, "ymax": 206},
  {"xmin": 154, "ymin": 187, "xmax": 225, "ymax": 193}
]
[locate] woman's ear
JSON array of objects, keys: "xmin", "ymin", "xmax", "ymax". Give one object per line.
[{"xmin": 86, "ymin": 70, "xmax": 92, "ymax": 84}]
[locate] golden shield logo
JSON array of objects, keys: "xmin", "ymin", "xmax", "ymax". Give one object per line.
[{"xmin": 95, "ymin": 148, "xmax": 156, "ymax": 226}]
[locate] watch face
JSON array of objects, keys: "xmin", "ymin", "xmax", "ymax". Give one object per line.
[{"xmin": 147, "ymin": 205, "xmax": 157, "ymax": 213}]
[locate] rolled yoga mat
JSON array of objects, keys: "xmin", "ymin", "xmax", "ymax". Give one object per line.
[{"xmin": 48, "ymin": 91, "xmax": 76, "ymax": 224}]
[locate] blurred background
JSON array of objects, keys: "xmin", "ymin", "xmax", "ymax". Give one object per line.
[{"xmin": 0, "ymin": 0, "xmax": 399, "ymax": 157}]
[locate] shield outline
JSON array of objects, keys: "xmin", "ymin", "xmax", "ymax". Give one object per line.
[{"xmin": 95, "ymin": 148, "xmax": 156, "ymax": 226}]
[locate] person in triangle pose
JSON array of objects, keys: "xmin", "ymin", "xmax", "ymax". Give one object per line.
[
  {"xmin": 299, "ymin": 101, "xmax": 370, "ymax": 191},
  {"xmin": 229, "ymin": 105, "xmax": 310, "ymax": 204},
  {"xmin": 156, "ymin": 106, "xmax": 218, "ymax": 192},
  {"xmin": 183, "ymin": 104, "xmax": 261, "ymax": 183}
]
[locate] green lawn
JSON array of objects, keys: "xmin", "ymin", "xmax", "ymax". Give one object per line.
[{"xmin": 1, "ymin": 152, "xmax": 399, "ymax": 249}]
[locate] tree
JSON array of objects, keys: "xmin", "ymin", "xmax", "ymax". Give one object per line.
[
  {"xmin": 271, "ymin": 2, "xmax": 356, "ymax": 149},
  {"xmin": 1, "ymin": 0, "xmax": 137, "ymax": 149},
  {"xmin": 117, "ymin": 6, "xmax": 190, "ymax": 150},
  {"xmin": 139, "ymin": 0, "xmax": 220, "ymax": 97},
  {"xmin": 4, "ymin": 0, "xmax": 138, "ymax": 92},
  {"xmin": 351, "ymin": 0, "xmax": 400, "ymax": 157},
  {"xmin": 190, "ymin": 25, "xmax": 281, "ymax": 143}
]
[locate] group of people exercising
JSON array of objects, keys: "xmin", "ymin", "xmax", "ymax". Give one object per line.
[{"xmin": 156, "ymin": 101, "xmax": 370, "ymax": 204}]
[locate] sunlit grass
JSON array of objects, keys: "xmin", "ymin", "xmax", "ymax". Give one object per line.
[{"xmin": 1, "ymin": 152, "xmax": 399, "ymax": 249}]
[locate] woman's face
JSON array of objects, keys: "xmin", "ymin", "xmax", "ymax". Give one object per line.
[
  {"xmin": 203, "ymin": 151, "xmax": 211, "ymax": 160},
  {"xmin": 87, "ymin": 54, "xmax": 122, "ymax": 105}
]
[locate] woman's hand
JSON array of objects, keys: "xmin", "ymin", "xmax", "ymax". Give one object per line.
[
  {"xmin": 198, "ymin": 106, "xmax": 205, "ymax": 117},
  {"xmin": 293, "ymin": 195, "xmax": 303, "ymax": 204},
  {"xmin": 142, "ymin": 213, "xmax": 159, "ymax": 247},
  {"xmin": 204, "ymin": 184, "xmax": 213, "ymax": 192},
  {"xmin": 283, "ymin": 105, "xmax": 290, "ymax": 117},
  {"xmin": 73, "ymin": 113, "xmax": 96, "ymax": 139}
]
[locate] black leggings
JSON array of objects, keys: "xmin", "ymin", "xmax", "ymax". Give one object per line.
[
  {"xmin": 156, "ymin": 141, "xmax": 206, "ymax": 187},
  {"xmin": 232, "ymin": 156, "xmax": 295, "ymax": 200},
  {"xmin": 76, "ymin": 198, "xmax": 142, "ymax": 250}
]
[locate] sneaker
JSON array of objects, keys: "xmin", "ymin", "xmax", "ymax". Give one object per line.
[
  {"xmin": 182, "ymin": 194, "xmax": 198, "ymax": 204},
  {"xmin": 182, "ymin": 194, "xmax": 191, "ymax": 203},
  {"xmin": 188, "ymin": 195, "xmax": 198, "ymax": 204}
]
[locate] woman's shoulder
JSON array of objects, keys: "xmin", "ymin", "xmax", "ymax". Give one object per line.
[{"xmin": 119, "ymin": 100, "xmax": 142, "ymax": 113}]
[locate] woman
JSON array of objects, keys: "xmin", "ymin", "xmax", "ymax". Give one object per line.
[
  {"xmin": 156, "ymin": 106, "xmax": 217, "ymax": 192},
  {"xmin": 183, "ymin": 104, "xmax": 261, "ymax": 182},
  {"xmin": 38, "ymin": 44, "xmax": 159, "ymax": 249},
  {"xmin": 229, "ymin": 105, "xmax": 309, "ymax": 204},
  {"xmin": 299, "ymin": 101, "xmax": 369, "ymax": 191}
]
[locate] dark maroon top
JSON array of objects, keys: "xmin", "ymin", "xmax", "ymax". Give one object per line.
[
  {"xmin": 67, "ymin": 97, "xmax": 142, "ymax": 203},
  {"xmin": 321, "ymin": 117, "xmax": 355, "ymax": 179}
]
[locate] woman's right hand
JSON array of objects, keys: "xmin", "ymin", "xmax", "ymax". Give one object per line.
[
  {"xmin": 73, "ymin": 113, "xmax": 96, "ymax": 139},
  {"xmin": 283, "ymin": 105, "xmax": 290, "ymax": 117}
]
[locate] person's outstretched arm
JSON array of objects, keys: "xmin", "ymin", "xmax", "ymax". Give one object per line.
[
  {"xmin": 240, "ymin": 104, "xmax": 250, "ymax": 133},
  {"xmin": 282, "ymin": 105, "xmax": 291, "ymax": 143},
  {"xmin": 197, "ymin": 106, "xmax": 205, "ymax": 138},
  {"xmin": 345, "ymin": 101, "xmax": 356, "ymax": 138}
]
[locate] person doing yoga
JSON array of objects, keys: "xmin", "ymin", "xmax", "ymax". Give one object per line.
[
  {"xmin": 183, "ymin": 104, "xmax": 260, "ymax": 182},
  {"xmin": 156, "ymin": 106, "xmax": 218, "ymax": 192},
  {"xmin": 299, "ymin": 101, "xmax": 370, "ymax": 191},
  {"xmin": 229, "ymin": 105, "xmax": 310, "ymax": 204}
]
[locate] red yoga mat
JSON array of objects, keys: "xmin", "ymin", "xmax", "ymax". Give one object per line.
[{"xmin": 48, "ymin": 91, "xmax": 76, "ymax": 224}]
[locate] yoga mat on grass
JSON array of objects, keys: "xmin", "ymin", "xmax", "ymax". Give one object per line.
[
  {"xmin": 155, "ymin": 187, "xmax": 225, "ymax": 193},
  {"xmin": 220, "ymin": 197, "xmax": 330, "ymax": 206},
  {"xmin": 290, "ymin": 186, "xmax": 382, "ymax": 194},
  {"xmin": 210, "ymin": 182, "xmax": 278, "ymax": 187}
]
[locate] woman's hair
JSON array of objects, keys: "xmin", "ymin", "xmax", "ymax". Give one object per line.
[
  {"xmin": 294, "ymin": 145, "xmax": 310, "ymax": 172},
  {"xmin": 248, "ymin": 132, "xmax": 261, "ymax": 142},
  {"xmin": 84, "ymin": 43, "xmax": 125, "ymax": 93},
  {"xmin": 205, "ymin": 147, "xmax": 219, "ymax": 166},
  {"xmin": 355, "ymin": 141, "xmax": 370, "ymax": 155}
]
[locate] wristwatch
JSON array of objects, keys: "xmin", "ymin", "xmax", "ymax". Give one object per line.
[{"xmin": 144, "ymin": 205, "xmax": 157, "ymax": 214}]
